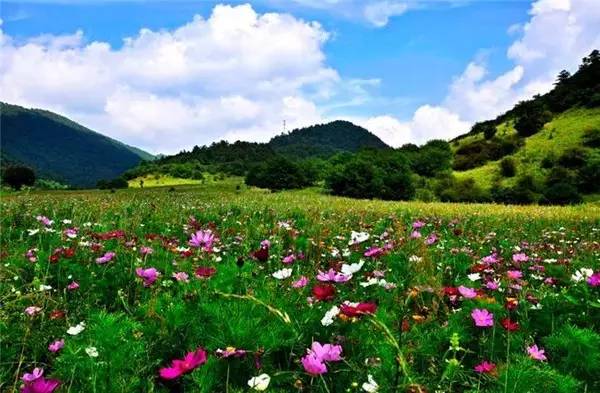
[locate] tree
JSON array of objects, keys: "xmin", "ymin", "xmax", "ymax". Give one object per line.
[
  {"xmin": 245, "ymin": 156, "xmax": 311, "ymax": 191},
  {"xmin": 2, "ymin": 166, "xmax": 36, "ymax": 190},
  {"xmin": 555, "ymin": 70, "xmax": 571, "ymax": 86},
  {"xmin": 499, "ymin": 157, "xmax": 516, "ymax": 177},
  {"xmin": 514, "ymin": 100, "xmax": 550, "ymax": 137}
]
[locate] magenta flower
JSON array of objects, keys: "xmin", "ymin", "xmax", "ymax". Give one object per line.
[
  {"xmin": 364, "ymin": 246, "xmax": 384, "ymax": 258},
  {"xmin": 22, "ymin": 368, "xmax": 44, "ymax": 383},
  {"xmin": 95, "ymin": 251, "xmax": 116, "ymax": 264},
  {"xmin": 425, "ymin": 233, "xmax": 438, "ymax": 245},
  {"xmin": 292, "ymin": 276, "xmax": 309, "ymax": 288},
  {"xmin": 195, "ymin": 266, "xmax": 217, "ymax": 279},
  {"xmin": 260, "ymin": 239, "xmax": 271, "ymax": 249},
  {"xmin": 301, "ymin": 353, "xmax": 327, "ymax": 375},
  {"xmin": 188, "ymin": 230, "xmax": 216, "ymax": 252},
  {"xmin": 139, "ymin": 246, "xmax": 154, "ymax": 256},
  {"xmin": 136, "ymin": 267, "xmax": 159, "ymax": 287},
  {"xmin": 316, "ymin": 268, "xmax": 351, "ymax": 283},
  {"xmin": 587, "ymin": 272, "xmax": 600, "ymax": 287},
  {"xmin": 481, "ymin": 253, "xmax": 499, "ymax": 265},
  {"xmin": 512, "ymin": 253, "xmax": 529, "ymax": 263},
  {"xmin": 458, "ymin": 286, "xmax": 477, "ymax": 299},
  {"xmin": 474, "ymin": 360, "xmax": 496, "ymax": 374},
  {"xmin": 527, "ymin": 344, "xmax": 547, "ymax": 361},
  {"xmin": 310, "ymin": 342, "xmax": 343, "ymax": 362},
  {"xmin": 412, "ymin": 220, "xmax": 425, "ymax": 229},
  {"xmin": 485, "ymin": 280, "xmax": 499, "ymax": 290},
  {"xmin": 48, "ymin": 339, "xmax": 64, "ymax": 353},
  {"xmin": 159, "ymin": 348, "xmax": 207, "ymax": 380},
  {"xmin": 67, "ymin": 281, "xmax": 80, "ymax": 291},
  {"xmin": 282, "ymin": 254, "xmax": 296, "ymax": 264},
  {"xmin": 471, "ymin": 308, "xmax": 494, "ymax": 328},
  {"xmin": 507, "ymin": 270, "xmax": 523, "ymax": 280},
  {"xmin": 172, "ymin": 272, "xmax": 190, "ymax": 282},
  {"xmin": 21, "ymin": 377, "xmax": 60, "ymax": 393}
]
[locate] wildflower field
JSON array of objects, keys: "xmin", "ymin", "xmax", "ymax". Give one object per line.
[{"xmin": 1, "ymin": 182, "xmax": 599, "ymax": 393}]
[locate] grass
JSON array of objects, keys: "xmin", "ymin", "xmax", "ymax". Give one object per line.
[{"xmin": 1, "ymin": 183, "xmax": 599, "ymax": 392}]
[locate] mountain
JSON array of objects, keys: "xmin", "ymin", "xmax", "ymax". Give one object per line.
[
  {"xmin": 268, "ymin": 120, "xmax": 389, "ymax": 159},
  {"xmin": 0, "ymin": 103, "xmax": 153, "ymax": 187}
]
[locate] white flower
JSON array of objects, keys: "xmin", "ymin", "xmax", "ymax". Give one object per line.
[
  {"xmin": 409, "ymin": 255, "xmax": 422, "ymax": 263},
  {"xmin": 362, "ymin": 374, "xmax": 379, "ymax": 392},
  {"xmin": 572, "ymin": 268, "xmax": 593, "ymax": 282},
  {"xmin": 39, "ymin": 285, "xmax": 52, "ymax": 292},
  {"xmin": 248, "ymin": 373, "xmax": 270, "ymax": 391},
  {"xmin": 360, "ymin": 278, "xmax": 379, "ymax": 287},
  {"xmin": 342, "ymin": 260, "xmax": 364, "ymax": 275},
  {"xmin": 27, "ymin": 229, "xmax": 39, "ymax": 236},
  {"xmin": 67, "ymin": 321, "xmax": 86, "ymax": 336},
  {"xmin": 272, "ymin": 268, "xmax": 292, "ymax": 280},
  {"xmin": 349, "ymin": 231, "xmax": 370, "ymax": 245},
  {"xmin": 85, "ymin": 347, "xmax": 99, "ymax": 357},
  {"xmin": 321, "ymin": 305, "xmax": 340, "ymax": 326},
  {"xmin": 62, "ymin": 219, "xmax": 72, "ymax": 224},
  {"xmin": 468, "ymin": 273, "xmax": 481, "ymax": 282}
]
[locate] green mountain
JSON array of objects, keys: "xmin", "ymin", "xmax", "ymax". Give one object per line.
[
  {"xmin": 269, "ymin": 120, "xmax": 389, "ymax": 159},
  {"xmin": 0, "ymin": 103, "xmax": 153, "ymax": 187}
]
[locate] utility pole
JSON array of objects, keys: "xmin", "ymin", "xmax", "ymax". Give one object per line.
[{"xmin": 283, "ymin": 120, "xmax": 286, "ymax": 134}]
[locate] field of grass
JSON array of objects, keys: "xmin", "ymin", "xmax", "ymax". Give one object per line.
[{"xmin": 2, "ymin": 183, "xmax": 599, "ymax": 392}]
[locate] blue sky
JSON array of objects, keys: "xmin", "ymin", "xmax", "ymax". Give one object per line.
[{"xmin": 1, "ymin": 0, "xmax": 597, "ymax": 153}]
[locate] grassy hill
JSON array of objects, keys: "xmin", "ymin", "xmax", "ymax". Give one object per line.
[{"xmin": 0, "ymin": 103, "xmax": 154, "ymax": 187}]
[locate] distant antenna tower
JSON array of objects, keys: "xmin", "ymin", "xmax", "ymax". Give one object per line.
[{"xmin": 283, "ymin": 120, "xmax": 287, "ymax": 133}]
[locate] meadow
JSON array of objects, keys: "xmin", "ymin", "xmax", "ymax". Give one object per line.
[{"xmin": 1, "ymin": 182, "xmax": 599, "ymax": 393}]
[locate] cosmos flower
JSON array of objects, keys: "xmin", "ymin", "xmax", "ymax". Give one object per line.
[
  {"xmin": 507, "ymin": 270, "xmax": 523, "ymax": 280},
  {"xmin": 410, "ymin": 230, "xmax": 422, "ymax": 239},
  {"xmin": 172, "ymin": 272, "xmax": 190, "ymax": 282},
  {"xmin": 471, "ymin": 309, "xmax": 494, "ymax": 328},
  {"xmin": 36, "ymin": 216, "xmax": 53, "ymax": 227},
  {"xmin": 481, "ymin": 253, "xmax": 499, "ymax": 265},
  {"xmin": 248, "ymin": 373, "xmax": 270, "ymax": 391},
  {"xmin": 139, "ymin": 246, "xmax": 154, "ymax": 256},
  {"xmin": 364, "ymin": 246, "xmax": 384, "ymax": 258},
  {"xmin": 48, "ymin": 339, "xmax": 64, "ymax": 353},
  {"xmin": 362, "ymin": 374, "xmax": 379, "ymax": 392},
  {"xmin": 159, "ymin": 348, "xmax": 207, "ymax": 380},
  {"xmin": 272, "ymin": 268, "xmax": 292, "ymax": 280},
  {"xmin": 282, "ymin": 254, "xmax": 296, "ymax": 264},
  {"xmin": 310, "ymin": 342, "xmax": 343, "ymax": 362},
  {"xmin": 349, "ymin": 231, "xmax": 370, "ymax": 245},
  {"xmin": 136, "ymin": 267, "xmax": 159, "ymax": 287},
  {"xmin": 501, "ymin": 318, "xmax": 520, "ymax": 332},
  {"xmin": 588, "ymin": 272, "xmax": 600, "ymax": 287},
  {"xmin": 188, "ymin": 230, "xmax": 216, "ymax": 252},
  {"xmin": 321, "ymin": 305, "xmax": 340, "ymax": 326},
  {"xmin": 24, "ymin": 306, "xmax": 42, "ymax": 316},
  {"xmin": 412, "ymin": 220, "xmax": 425, "ymax": 229},
  {"xmin": 425, "ymin": 233, "xmax": 438, "ymax": 245},
  {"xmin": 252, "ymin": 240, "xmax": 270, "ymax": 262},
  {"xmin": 341, "ymin": 260, "xmax": 364, "ymax": 275},
  {"xmin": 22, "ymin": 368, "xmax": 44, "ymax": 383},
  {"xmin": 474, "ymin": 360, "xmax": 496, "ymax": 374},
  {"xmin": 572, "ymin": 268, "xmax": 593, "ymax": 282},
  {"xmin": 312, "ymin": 284, "xmax": 336, "ymax": 301},
  {"xmin": 527, "ymin": 344, "xmax": 547, "ymax": 361},
  {"xmin": 95, "ymin": 251, "xmax": 116, "ymax": 264},
  {"xmin": 292, "ymin": 276, "xmax": 309, "ymax": 288},
  {"xmin": 195, "ymin": 266, "xmax": 216, "ymax": 279},
  {"xmin": 215, "ymin": 347, "xmax": 246, "ymax": 358},
  {"xmin": 458, "ymin": 286, "xmax": 477, "ymax": 299},
  {"xmin": 301, "ymin": 353, "xmax": 327, "ymax": 375},
  {"xmin": 67, "ymin": 281, "xmax": 80, "ymax": 291},
  {"xmin": 512, "ymin": 253, "xmax": 529, "ymax": 263},
  {"xmin": 339, "ymin": 302, "xmax": 377, "ymax": 317},
  {"xmin": 85, "ymin": 347, "xmax": 99, "ymax": 357},
  {"xmin": 316, "ymin": 268, "xmax": 351, "ymax": 283},
  {"xmin": 21, "ymin": 377, "xmax": 60, "ymax": 393},
  {"xmin": 67, "ymin": 322, "xmax": 86, "ymax": 336}
]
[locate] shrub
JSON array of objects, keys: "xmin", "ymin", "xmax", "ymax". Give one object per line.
[
  {"xmin": 492, "ymin": 175, "xmax": 540, "ymax": 205},
  {"xmin": 1, "ymin": 165, "xmax": 36, "ymax": 190},
  {"xmin": 543, "ymin": 182, "xmax": 582, "ymax": 205},
  {"xmin": 578, "ymin": 154, "xmax": 600, "ymax": 192},
  {"xmin": 514, "ymin": 100, "xmax": 551, "ymax": 137},
  {"xmin": 97, "ymin": 177, "xmax": 128, "ymax": 189},
  {"xmin": 499, "ymin": 157, "xmax": 516, "ymax": 177},
  {"xmin": 558, "ymin": 147, "xmax": 588, "ymax": 169},
  {"xmin": 437, "ymin": 177, "xmax": 488, "ymax": 202},
  {"xmin": 245, "ymin": 156, "xmax": 311, "ymax": 191},
  {"xmin": 582, "ymin": 128, "xmax": 600, "ymax": 148}
]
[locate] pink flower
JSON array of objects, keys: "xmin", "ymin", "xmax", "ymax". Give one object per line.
[
  {"xmin": 282, "ymin": 254, "xmax": 296, "ymax": 264},
  {"xmin": 507, "ymin": 270, "xmax": 523, "ymax": 280},
  {"xmin": 474, "ymin": 360, "xmax": 496, "ymax": 374},
  {"xmin": 458, "ymin": 286, "xmax": 477, "ymax": 299},
  {"xmin": 301, "ymin": 353, "xmax": 327, "ymax": 375},
  {"xmin": 588, "ymin": 272, "xmax": 600, "ymax": 287},
  {"xmin": 67, "ymin": 281, "xmax": 80, "ymax": 291},
  {"xmin": 512, "ymin": 253, "xmax": 529, "ymax": 263},
  {"xmin": 310, "ymin": 342, "xmax": 343, "ymax": 362},
  {"xmin": 172, "ymin": 272, "xmax": 190, "ymax": 282},
  {"xmin": 25, "ymin": 306, "xmax": 42, "ymax": 316},
  {"xmin": 136, "ymin": 267, "xmax": 159, "ymax": 287},
  {"xmin": 139, "ymin": 246, "xmax": 154, "ymax": 256},
  {"xmin": 36, "ymin": 215, "xmax": 53, "ymax": 227},
  {"xmin": 21, "ymin": 377, "xmax": 60, "ymax": 393},
  {"xmin": 260, "ymin": 239, "xmax": 271, "ymax": 249},
  {"xmin": 481, "ymin": 253, "xmax": 499, "ymax": 265},
  {"xmin": 292, "ymin": 276, "xmax": 309, "ymax": 288},
  {"xmin": 25, "ymin": 249, "xmax": 38, "ymax": 263},
  {"xmin": 215, "ymin": 347, "xmax": 247, "ymax": 358},
  {"xmin": 364, "ymin": 246, "xmax": 384, "ymax": 258},
  {"xmin": 188, "ymin": 230, "xmax": 215, "ymax": 252},
  {"xmin": 22, "ymin": 368, "xmax": 44, "ymax": 383},
  {"xmin": 48, "ymin": 339, "xmax": 64, "ymax": 353},
  {"xmin": 527, "ymin": 344, "xmax": 547, "ymax": 361},
  {"xmin": 485, "ymin": 280, "xmax": 499, "ymax": 290},
  {"xmin": 63, "ymin": 228, "xmax": 78, "ymax": 239},
  {"xmin": 159, "ymin": 348, "xmax": 208, "ymax": 380},
  {"xmin": 410, "ymin": 230, "xmax": 421, "ymax": 239},
  {"xmin": 95, "ymin": 251, "xmax": 116, "ymax": 264},
  {"xmin": 425, "ymin": 233, "xmax": 438, "ymax": 245},
  {"xmin": 316, "ymin": 269, "xmax": 351, "ymax": 283},
  {"xmin": 471, "ymin": 308, "xmax": 494, "ymax": 328},
  {"xmin": 412, "ymin": 220, "xmax": 425, "ymax": 229}
]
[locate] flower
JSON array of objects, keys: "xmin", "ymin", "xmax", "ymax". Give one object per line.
[
  {"xmin": 95, "ymin": 251, "xmax": 116, "ymax": 264},
  {"xmin": 248, "ymin": 373, "xmax": 271, "ymax": 391},
  {"xmin": 425, "ymin": 233, "xmax": 438, "ymax": 245},
  {"xmin": 485, "ymin": 280, "xmax": 499, "ymax": 290},
  {"xmin": 136, "ymin": 267, "xmax": 159, "ymax": 287},
  {"xmin": 317, "ymin": 268, "xmax": 351, "ymax": 283},
  {"xmin": 25, "ymin": 306, "xmax": 42, "ymax": 316},
  {"xmin": 321, "ymin": 305, "xmax": 340, "ymax": 326},
  {"xmin": 159, "ymin": 348, "xmax": 208, "ymax": 380},
  {"xmin": 67, "ymin": 281, "xmax": 79, "ymax": 291},
  {"xmin": 194, "ymin": 266, "xmax": 216, "ymax": 279},
  {"xmin": 468, "ymin": 273, "xmax": 482, "ymax": 281},
  {"xmin": 48, "ymin": 339, "xmax": 64, "ymax": 353},
  {"xmin": 312, "ymin": 284, "xmax": 336, "ymax": 301},
  {"xmin": 512, "ymin": 253, "xmax": 529, "ymax": 263},
  {"xmin": 272, "ymin": 268, "xmax": 292, "ymax": 280},
  {"xmin": 458, "ymin": 286, "xmax": 477, "ymax": 299},
  {"xmin": 507, "ymin": 270, "xmax": 523, "ymax": 280},
  {"xmin": 172, "ymin": 272, "xmax": 190, "ymax": 282},
  {"xmin": 85, "ymin": 347, "xmax": 99, "ymax": 357},
  {"xmin": 349, "ymin": 231, "xmax": 370, "ymax": 245},
  {"xmin": 64, "ymin": 228, "xmax": 78, "ymax": 239},
  {"xmin": 21, "ymin": 377, "xmax": 60, "ymax": 393},
  {"xmin": 587, "ymin": 272, "xmax": 600, "ymax": 287},
  {"xmin": 364, "ymin": 246, "xmax": 384, "ymax": 258},
  {"xmin": 410, "ymin": 230, "xmax": 422, "ymax": 239},
  {"xmin": 292, "ymin": 276, "xmax": 309, "ymax": 288},
  {"xmin": 339, "ymin": 302, "xmax": 377, "ymax": 317},
  {"xmin": 67, "ymin": 322, "xmax": 86, "ymax": 336},
  {"xmin": 481, "ymin": 253, "xmax": 499, "ymax": 265},
  {"xmin": 252, "ymin": 240, "xmax": 270, "ymax": 262},
  {"xmin": 474, "ymin": 360, "xmax": 496, "ymax": 374},
  {"xmin": 362, "ymin": 374, "xmax": 379, "ymax": 392},
  {"xmin": 310, "ymin": 342, "xmax": 343, "ymax": 362},
  {"xmin": 412, "ymin": 220, "xmax": 425, "ymax": 229},
  {"xmin": 527, "ymin": 344, "xmax": 547, "ymax": 361},
  {"xmin": 341, "ymin": 260, "xmax": 364, "ymax": 275},
  {"xmin": 139, "ymin": 246, "xmax": 154, "ymax": 256},
  {"xmin": 22, "ymin": 368, "xmax": 44, "ymax": 383},
  {"xmin": 301, "ymin": 353, "xmax": 327, "ymax": 375},
  {"xmin": 216, "ymin": 346, "xmax": 246, "ymax": 358},
  {"xmin": 188, "ymin": 230, "xmax": 215, "ymax": 252},
  {"xmin": 501, "ymin": 318, "xmax": 520, "ymax": 332},
  {"xmin": 471, "ymin": 309, "xmax": 494, "ymax": 328},
  {"xmin": 36, "ymin": 215, "xmax": 53, "ymax": 226},
  {"xmin": 572, "ymin": 268, "xmax": 593, "ymax": 282},
  {"xmin": 282, "ymin": 254, "xmax": 296, "ymax": 264}
]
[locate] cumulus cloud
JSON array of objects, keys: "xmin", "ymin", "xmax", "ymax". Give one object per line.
[
  {"xmin": 363, "ymin": 1, "xmax": 408, "ymax": 27},
  {"xmin": 0, "ymin": 4, "xmax": 337, "ymax": 153}
]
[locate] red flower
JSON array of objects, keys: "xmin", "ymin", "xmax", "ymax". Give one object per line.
[
  {"xmin": 443, "ymin": 287, "xmax": 459, "ymax": 297},
  {"xmin": 505, "ymin": 298, "xmax": 518, "ymax": 311},
  {"xmin": 501, "ymin": 318, "xmax": 520, "ymax": 332},
  {"xmin": 252, "ymin": 247, "xmax": 269, "ymax": 262},
  {"xmin": 195, "ymin": 266, "xmax": 216, "ymax": 279},
  {"xmin": 159, "ymin": 348, "xmax": 207, "ymax": 380},
  {"xmin": 312, "ymin": 284, "xmax": 336, "ymax": 301},
  {"xmin": 339, "ymin": 302, "xmax": 377, "ymax": 317}
]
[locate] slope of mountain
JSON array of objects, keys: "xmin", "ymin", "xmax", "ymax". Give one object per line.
[
  {"xmin": 268, "ymin": 120, "xmax": 389, "ymax": 159},
  {"xmin": 0, "ymin": 103, "xmax": 153, "ymax": 187}
]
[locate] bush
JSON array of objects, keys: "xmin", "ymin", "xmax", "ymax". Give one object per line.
[
  {"xmin": 97, "ymin": 177, "xmax": 128, "ymax": 189},
  {"xmin": 410, "ymin": 140, "xmax": 453, "ymax": 177},
  {"xmin": 492, "ymin": 175, "xmax": 540, "ymax": 205},
  {"xmin": 543, "ymin": 182, "xmax": 582, "ymax": 205},
  {"xmin": 499, "ymin": 157, "xmax": 516, "ymax": 177},
  {"xmin": 579, "ymin": 154, "xmax": 600, "ymax": 193},
  {"xmin": 582, "ymin": 128, "xmax": 600, "ymax": 148},
  {"xmin": 558, "ymin": 147, "xmax": 588, "ymax": 169},
  {"xmin": 245, "ymin": 156, "xmax": 311, "ymax": 191},
  {"xmin": 514, "ymin": 100, "xmax": 551, "ymax": 137},
  {"xmin": 437, "ymin": 177, "xmax": 488, "ymax": 202},
  {"xmin": 1, "ymin": 165, "xmax": 36, "ymax": 190}
]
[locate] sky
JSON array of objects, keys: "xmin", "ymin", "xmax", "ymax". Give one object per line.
[{"xmin": 1, "ymin": 0, "xmax": 599, "ymax": 154}]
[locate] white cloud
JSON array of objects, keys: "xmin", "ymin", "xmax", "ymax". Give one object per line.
[
  {"xmin": 0, "ymin": 4, "xmax": 337, "ymax": 154},
  {"xmin": 363, "ymin": 1, "xmax": 408, "ymax": 27}
]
